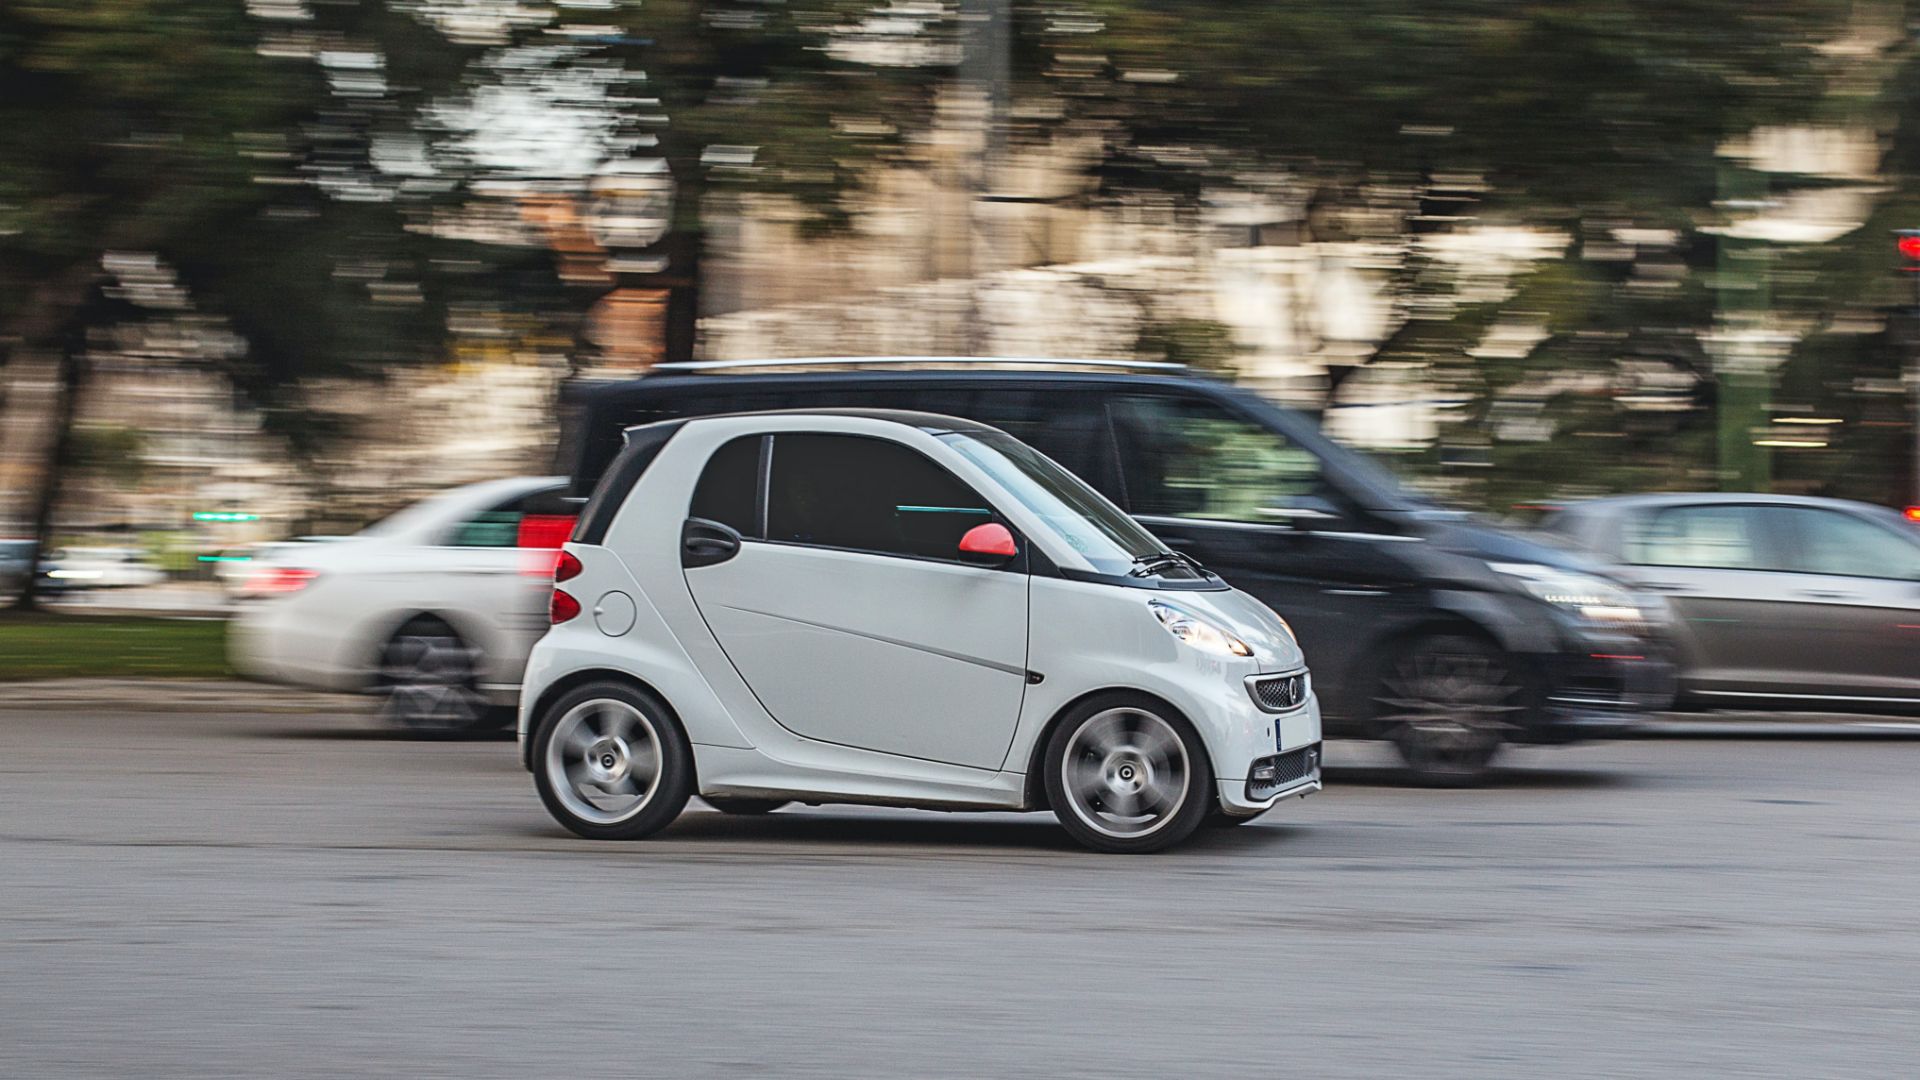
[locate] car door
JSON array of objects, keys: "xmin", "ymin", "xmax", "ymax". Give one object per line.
[
  {"xmin": 1616, "ymin": 503, "xmax": 1810, "ymax": 698},
  {"xmin": 681, "ymin": 430, "xmax": 1030, "ymax": 770},
  {"xmin": 1103, "ymin": 391, "xmax": 1422, "ymax": 720},
  {"xmin": 1766, "ymin": 506, "xmax": 1920, "ymax": 702}
]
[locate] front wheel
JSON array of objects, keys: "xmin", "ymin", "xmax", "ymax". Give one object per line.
[
  {"xmin": 1377, "ymin": 634, "xmax": 1524, "ymax": 787},
  {"xmin": 1043, "ymin": 694, "xmax": 1214, "ymax": 854},
  {"xmin": 532, "ymin": 681, "xmax": 693, "ymax": 841}
]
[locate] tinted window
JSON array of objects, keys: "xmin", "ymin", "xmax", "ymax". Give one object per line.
[
  {"xmin": 1781, "ymin": 508, "xmax": 1920, "ymax": 580},
  {"xmin": 940, "ymin": 429, "xmax": 1193, "ymax": 578},
  {"xmin": 690, "ymin": 435, "xmax": 764, "ymax": 536},
  {"xmin": 1625, "ymin": 505, "xmax": 1789, "ymax": 571},
  {"xmin": 1111, "ymin": 394, "xmax": 1332, "ymax": 522},
  {"xmin": 447, "ymin": 486, "xmax": 570, "ymax": 548},
  {"xmin": 766, "ymin": 434, "xmax": 994, "ymax": 560}
]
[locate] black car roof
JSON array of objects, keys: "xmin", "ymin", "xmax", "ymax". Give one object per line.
[
  {"xmin": 560, "ymin": 367, "xmax": 1427, "ymax": 512},
  {"xmin": 665, "ymin": 405, "xmax": 1003, "ymax": 436}
]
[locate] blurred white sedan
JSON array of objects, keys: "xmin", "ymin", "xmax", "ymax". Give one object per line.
[{"xmin": 229, "ymin": 477, "xmax": 573, "ymax": 731}]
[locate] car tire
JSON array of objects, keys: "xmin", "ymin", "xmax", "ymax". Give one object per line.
[
  {"xmin": 1378, "ymin": 634, "xmax": 1523, "ymax": 787},
  {"xmin": 1043, "ymin": 692, "xmax": 1214, "ymax": 854},
  {"xmin": 532, "ymin": 680, "xmax": 694, "ymax": 841},
  {"xmin": 373, "ymin": 618, "xmax": 503, "ymax": 733},
  {"xmin": 702, "ymin": 796, "xmax": 789, "ymax": 815}
]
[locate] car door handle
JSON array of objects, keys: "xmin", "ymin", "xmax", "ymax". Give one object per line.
[
  {"xmin": 681, "ymin": 517, "xmax": 743, "ymax": 568},
  {"xmin": 1796, "ymin": 590, "xmax": 1855, "ymax": 601},
  {"xmin": 1642, "ymin": 581, "xmax": 1695, "ymax": 593}
]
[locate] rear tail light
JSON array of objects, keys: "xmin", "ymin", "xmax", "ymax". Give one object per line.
[
  {"xmin": 550, "ymin": 588, "xmax": 582, "ymax": 624},
  {"xmin": 554, "ymin": 550, "xmax": 583, "ymax": 583},
  {"xmin": 242, "ymin": 567, "xmax": 318, "ymax": 597},
  {"xmin": 1906, "ymin": 506, "xmax": 1920, "ymax": 524}
]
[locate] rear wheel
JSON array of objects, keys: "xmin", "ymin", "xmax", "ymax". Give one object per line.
[
  {"xmin": 1377, "ymin": 634, "xmax": 1524, "ymax": 787},
  {"xmin": 702, "ymin": 796, "xmax": 789, "ymax": 815},
  {"xmin": 533, "ymin": 681, "xmax": 693, "ymax": 841},
  {"xmin": 374, "ymin": 619, "xmax": 502, "ymax": 733},
  {"xmin": 1043, "ymin": 694, "xmax": 1213, "ymax": 854}
]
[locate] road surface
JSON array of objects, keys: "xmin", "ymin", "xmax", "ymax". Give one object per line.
[{"xmin": 1, "ymin": 703, "xmax": 1914, "ymax": 1078}]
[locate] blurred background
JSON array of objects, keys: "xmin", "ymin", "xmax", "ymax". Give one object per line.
[{"xmin": 6, "ymin": 0, "xmax": 1920, "ymax": 615}]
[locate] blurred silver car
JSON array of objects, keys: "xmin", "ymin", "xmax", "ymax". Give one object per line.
[{"xmin": 1542, "ymin": 493, "xmax": 1920, "ymax": 711}]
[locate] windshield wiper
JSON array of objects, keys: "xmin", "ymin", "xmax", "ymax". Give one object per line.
[{"xmin": 1129, "ymin": 550, "xmax": 1206, "ymax": 577}]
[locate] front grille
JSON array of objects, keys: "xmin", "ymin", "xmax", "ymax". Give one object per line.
[
  {"xmin": 1248, "ymin": 671, "xmax": 1309, "ymax": 712},
  {"xmin": 1246, "ymin": 743, "xmax": 1322, "ymax": 801}
]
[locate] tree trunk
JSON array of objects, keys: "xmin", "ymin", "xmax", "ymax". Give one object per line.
[
  {"xmin": 5, "ymin": 264, "xmax": 100, "ymax": 613},
  {"xmin": 11, "ymin": 344, "xmax": 89, "ymax": 613}
]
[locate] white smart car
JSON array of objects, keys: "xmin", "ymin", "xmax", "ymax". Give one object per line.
[
  {"xmin": 519, "ymin": 410, "xmax": 1321, "ymax": 853},
  {"xmin": 229, "ymin": 476, "xmax": 575, "ymax": 730}
]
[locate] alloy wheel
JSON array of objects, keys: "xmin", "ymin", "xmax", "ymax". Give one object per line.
[
  {"xmin": 544, "ymin": 699, "xmax": 665, "ymax": 826},
  {"xmin": 378, "ymin": 629, "xmax": 488, "ymax": 731},
  {"xmin": 1059, "ymin": 707, "xmax": 1192, "ymax": 839},
  {"xmin": 1377, "ymin": 639, "xmax": 1523, "ymax": 783}
]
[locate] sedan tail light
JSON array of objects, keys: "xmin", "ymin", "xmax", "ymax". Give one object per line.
[{"xmin": 242, "ymin": 567, "xmax": 318, "ymax": 597}]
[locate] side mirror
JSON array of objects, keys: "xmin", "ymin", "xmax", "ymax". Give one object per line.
[{"xmin": 957, "ymin": 523, "xmax": 1018, "ymax": 565}]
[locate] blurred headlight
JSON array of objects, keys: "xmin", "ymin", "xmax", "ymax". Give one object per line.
[
  {"xmin": 1491, "ymin": 562, "xmax": 1646, "ymax": 631},
  {"xmin": 1148, "ymin": 599, "xmax": 1253, "ymax": 658}
]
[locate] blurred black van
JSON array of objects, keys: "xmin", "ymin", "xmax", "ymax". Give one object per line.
[{"xmin": 561, "ymin": 359, "xmax": 1672, "ymax": 783}]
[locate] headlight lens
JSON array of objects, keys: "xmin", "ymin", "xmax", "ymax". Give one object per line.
[
  {"xmin": 1148, "ymin": 599, "xmax": 1254, "ymax": 657},
  {"xmin": 1491, "ymin": 562, "xmax": 1646, "ymax": 630}
]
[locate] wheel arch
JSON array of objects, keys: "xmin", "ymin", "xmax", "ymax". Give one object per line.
[
  {"xmin": 520, "ymin": 666, "xmax": 692, "ymax": 777},
  {"xmin": 1357, "ymin": 616, "xmax": 1537, "ymax": 739},
  {"xmin": 363, "ymin": 609, "xmax": 491, "ymax": 690},
  {"xmin": 1020, "ymin": 686, "xmax": 1207, "ymax": 812}
]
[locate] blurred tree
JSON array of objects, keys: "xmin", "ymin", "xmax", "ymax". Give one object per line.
[{"xmin": 0, "ymin": 1, "xmax": 431, "ymax": 609}]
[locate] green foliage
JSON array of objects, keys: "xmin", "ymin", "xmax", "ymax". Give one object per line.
[{"xmin": 0, "ymin": 614, "xmax": 228, "ymax": 681}]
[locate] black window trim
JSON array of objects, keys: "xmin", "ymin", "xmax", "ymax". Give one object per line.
[
  {"xmin": 574, "ymin": 420, "xmax": 688, "ymax": 545},
  {"xmin": 727, "ymin": 429, "xmax": 1026, "ymax": 572}
]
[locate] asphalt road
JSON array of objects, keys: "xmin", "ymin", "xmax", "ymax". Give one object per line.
[{"xmin": 2, "ymin": 705, "xmax": 1916, "ymax": 1079}]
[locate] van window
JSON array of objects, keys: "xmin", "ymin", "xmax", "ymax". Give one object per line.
[
  {"xmin": 1111, "ymin": 395, "xmax": 1331, "ymax": 523},
  {"xmin": 689, "ymin": 435, "xmax": 764, "ymax": 537},
  {"xmin": 766, "ymin": 434, "xmax": 994, "ymax": 560}
]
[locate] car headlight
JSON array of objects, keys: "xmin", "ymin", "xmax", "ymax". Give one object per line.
[
  {"xmin": 1491, "ymin": 562, "xmax": 1645, "ymax": 630},
  {"xmin": 1148, "ymin": 599, "xmax": 1253, "ymax": 657}
]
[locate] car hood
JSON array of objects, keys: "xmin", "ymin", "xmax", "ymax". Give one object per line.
[
  {"xmin": 1417, "ymin": 514, "xmax": 1621, "ymax": 578},
  {"xmin": 1179, "ymin": 588, "xmax": 1308, "ymax": 673}
]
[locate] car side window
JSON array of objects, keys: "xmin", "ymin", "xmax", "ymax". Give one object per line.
[
  {"xmin": 447, "ymin": 486, "xmax": 571, "ymax": 548},
  {"xmin": 766, "ymin": 433, "xmax": 995, "ymax": 560},
  {"xmin": 1779, "ymin": 508, "xmax": 1920, "ymax": 580},
  {"xmin": 689, "ymin": 435, "xmax": 764, "ymax": 537},
  {"xmin": 1625, "ymin": 505, "xmax": 1790, "ymax": 571},
  {"xmin": 1109, "ymin": 394, "xmax": 1334, "ymax": 523}
]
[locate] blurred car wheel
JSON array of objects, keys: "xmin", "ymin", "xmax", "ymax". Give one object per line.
[
  {"xmin": 533, "ymin": 681, "xmax": 694, "ymax": 841},
  {"xmin": 375, "ymin": 618, "xmax": 502, "ymax": 733},
  {"xmin": 1379, "ymin": 634, "xmax": 1521, "ymax": 787},
  {"xmin": 1043, "ymin": 693, "xmax": 1214, "ymax": 854}
]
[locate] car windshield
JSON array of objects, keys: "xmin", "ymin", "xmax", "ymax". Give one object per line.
[{"xmin": 938, "ymin": 429, "xmax": 1203, "ymax": 579}]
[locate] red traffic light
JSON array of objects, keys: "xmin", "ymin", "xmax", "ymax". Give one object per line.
[{"xmin": 1899, "ymin": 235, "xmax": 1920, "ymax": 260}]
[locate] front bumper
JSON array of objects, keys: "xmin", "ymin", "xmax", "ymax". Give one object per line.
[
  {"xmin": 1519, "ymin": 645, "xmax": 1677, "ymax": 745},
  {"xmin": 1210, "ymin": 680, "xmax": 1323, "ymax": 814}
]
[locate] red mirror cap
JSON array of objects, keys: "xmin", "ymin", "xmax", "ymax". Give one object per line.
[{"xmin": 957, "ymin": 523, "xmax": 1018, "ymax": 558}]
